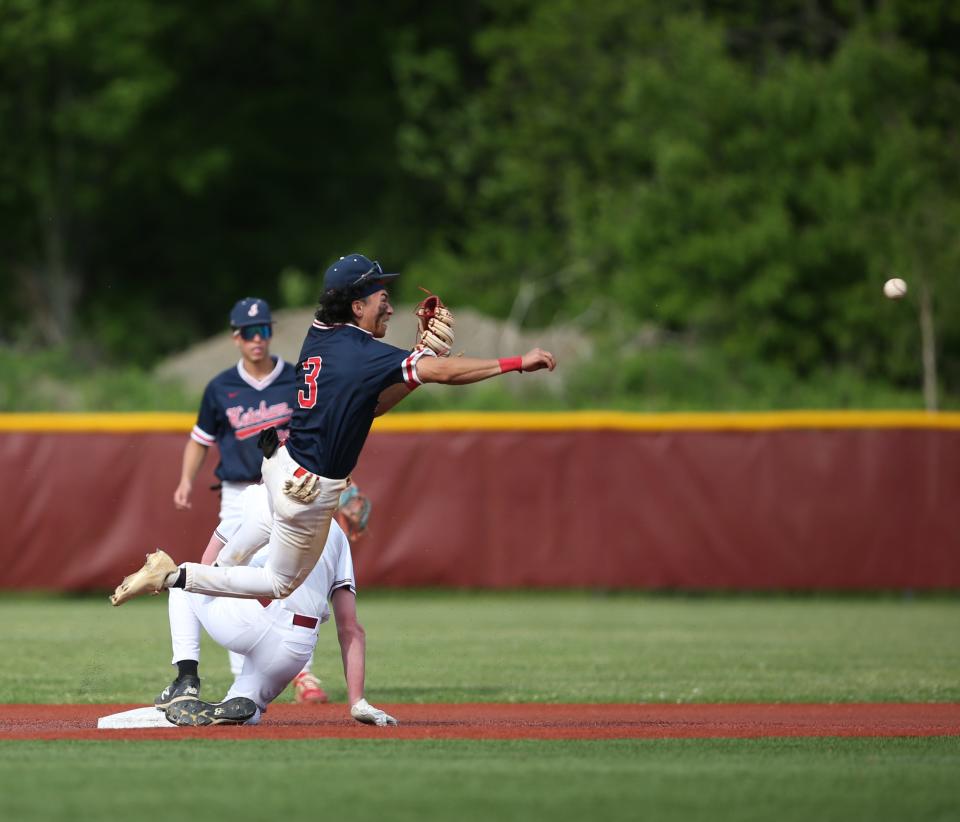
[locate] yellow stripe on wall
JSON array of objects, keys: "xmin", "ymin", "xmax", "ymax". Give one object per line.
[
  {"xmin": 0, "ymin": 413, "xmax": 197, "ymax": 432},
  {"xmin": 370, "ymin": 410, "xmax": 960, "ymax": 431},
  {"xmin": 1, "ymin": 410, "xmax": 960, "ymax": 433}
]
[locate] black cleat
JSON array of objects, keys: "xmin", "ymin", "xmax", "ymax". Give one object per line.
[
  {"xmin": 154, "ymin": 675, "xmax": 201, "ymax": 710},
  {"xmin": 164, "ymin": 696, "xmax": 258, "ymax": 727}
]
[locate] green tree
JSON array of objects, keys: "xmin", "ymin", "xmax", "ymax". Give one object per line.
[
  {"xmin": 0, "ymin": 0, "xmax": 173, "ymax": 343},
  {"xmin": 0, "ymin": 0, "xmax": 472, "ymax": 363},
  {"xmin": 395, "ymin": 0, "xmax": 960, "ymax": 402}
]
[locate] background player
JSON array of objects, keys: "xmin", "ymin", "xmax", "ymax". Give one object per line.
[
  {"xmin": 174, "ymin": 296, "xmax": 295, "ymax": 545},
  {"xmin": 112, "ymin": 253, "xmax": 557, "ymax": 605},
  {"xmin": 157, "ymin": 484, "xmax": 395, "ymax": 727}
]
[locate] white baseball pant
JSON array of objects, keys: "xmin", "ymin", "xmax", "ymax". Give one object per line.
[
  {"xmin": 216, "ymin": 481, "xmax": 257, "ymax": 543},
  {"xmin": 182, "ymin": 446, "xmax": 347, "ymax": 598},
  {"xmin": 168, "ymin": 587, "xmax": 317, "ymax": 721},
  {"xmin": 216, "ymin": 480, "xmax": 260, "ymax": 675}
]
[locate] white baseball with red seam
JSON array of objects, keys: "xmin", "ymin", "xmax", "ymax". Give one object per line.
[{"xmin": 883, "ymin": 278, "xmax": 908, "ymax": 300}]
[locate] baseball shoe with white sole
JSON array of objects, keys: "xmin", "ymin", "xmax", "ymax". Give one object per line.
[
  {"xmin": 110, "ymin": 550, "xmax": 178, "ymax": 606},
  {"xmin": 154, "ymin": 675, "xmax": 201, "ymax": 710},
  {"xmin": 293, "ymin": 672, "xmax": 328, "ymax": 704},
  {"xmin": 164, "ymin": 696, "xmax": 258, "ymax": 727}
]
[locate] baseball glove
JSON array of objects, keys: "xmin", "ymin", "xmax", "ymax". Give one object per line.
[
  {"xmin": 337, "ymin": 485, "xmax": 372, "ymax": 541},
  {"xmin": 414, "ymin": 290, "xmax": 455, "ymax": 357}
]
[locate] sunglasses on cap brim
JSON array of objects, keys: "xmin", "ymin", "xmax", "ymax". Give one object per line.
[
  {"xmin": 235, "ymin": 324, "xmax": 273, "ymax": 341},
  {"xmin": 351, "ymin": 261, "xmax": 386, "ymax": 287}
]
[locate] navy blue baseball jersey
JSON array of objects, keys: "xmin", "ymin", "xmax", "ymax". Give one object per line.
[
  {"xmin": 191, "ymin": 357, "xmax": 297, "ymax": 482},
  {"xmin": 286, "ymin": 322, "xmax": 432, "ymax": 479}
]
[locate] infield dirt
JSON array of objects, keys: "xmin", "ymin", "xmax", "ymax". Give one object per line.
[{"xmin": 2, "ymin": 703, "xmax": 959, "ymax": 741}]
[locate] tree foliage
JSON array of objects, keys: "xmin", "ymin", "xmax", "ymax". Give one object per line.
[
  {"xmin": 0, "ymin": 0, "xmax": 173, "ymax": 343},
  {"xmin": 0, "ymin": 0, "xmax": 449, "ymax": 361},
  {"xmin": 396, "ymin": 0, "xmax": 960, "ymax": 401},
  {"xmin": 1, "ymin": 0, "xmax": 959, "ymax": 407}
]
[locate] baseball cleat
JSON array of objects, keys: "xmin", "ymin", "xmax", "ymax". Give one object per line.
[
  {"xmin": 154, "ymin": 675, "xmax": 201, "ymax": 710},
  {"xmin": 110, "ymin": 550, "xmax": 178, "ymax": 606},
  {"xmin": 164, "ymin": 696, "xmax": 258, "ymax": 727},
  {"xmin": 293, "ymin": 671, "xmax": 328, "ymax": 704}
]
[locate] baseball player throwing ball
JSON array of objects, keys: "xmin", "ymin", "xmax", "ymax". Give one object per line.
[
  {"xmin": 156, "ymin": 483, "xmax": 395, "ymax": 727},
  {"xmin": 111, "ymin": 252, "xmax": 557, "ymax": 607}
]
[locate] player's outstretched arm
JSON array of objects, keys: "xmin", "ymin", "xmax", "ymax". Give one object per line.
[
  {"xmin": 332, "ymin": 587, "xmax": 398, "ymax": 726},
  {"xmin": 332, "ymin": 588, "xmax": 366, "ymax": 706},
  {"xmin": 416, "ymin": 347, "xmax": 557, "ymax": 385}
]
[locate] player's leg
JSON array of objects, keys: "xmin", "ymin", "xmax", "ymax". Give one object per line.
[
  {"xmin": 292, "ymin": 654, "xmax": 328, "ymax": 703},
  {"xmin": 156, "ymin": 506, "xmax": 234, "ymax": 706},
  {"xmin": 180, "ymin": 450, "xmax": 344, "ymax": 598},
  {"xmin": 215, "ymin": 481, "xmax": 247, "ymax": 544},
  {"xmin": 215, "ymin": 483, "xmax": 272, "ymax": 569},
  {"xmin": 111, "ymin": 451, "xmax": 344, "ymax": 604},
  {"xmin": 158, "ymin": 586, "xmax": 261, "ymax": 712},
  {"xmin": 224, "ymin": 618, "xmax": 317, "ymax": 722},
  {"xmin": 258, "ymin": 446, "xmax": 342, "ymax": 595},
  {"xmin": 177, "ymin": 596, "xmax": 314, "ymax": 724},
  {"xmin": 227, "ymin": 650, "xmax": 246, "ymax": 677},
  {"xmin": 192, "ymin": 594, "xmax": 267, "ymax": 653},
  {"xmin": 168, "ymin": 588, "xmax": 203, "ymax": 664},
  {"xmin": 214, "ymin": 484, "xmax": 272, "ymax": 675},
  {"xmin": 155, "ymin": 587, "xmax": 204, "ymax": 708},
  {"xmin": 163, "ymin": 593, "xmax": 271, "ymax": 726},
  {"xmin": 161, "ymin": 482, "xmax": 266, "ymax": 685}
]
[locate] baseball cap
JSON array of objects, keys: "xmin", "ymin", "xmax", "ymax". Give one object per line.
[
  {"xmin": 323, "ymin": 253, "xmax": 400, "ymax": 298},
  {"xmin": 230, "ymin": 297, "xmax": 273, "ymax": 328}
]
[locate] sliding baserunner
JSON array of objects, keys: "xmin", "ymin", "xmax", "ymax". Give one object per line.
[{"xmin": 157, "ymin": 483, "xmax": 395, "ymax": 727}]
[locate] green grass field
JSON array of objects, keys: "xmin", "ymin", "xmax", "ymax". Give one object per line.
[{"xmin": 2, "ymin": 591, "xmax": 959, "ymax": 821}]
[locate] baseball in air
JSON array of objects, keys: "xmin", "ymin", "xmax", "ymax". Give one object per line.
[{"xmin": 883, "ymin": 278, "xmax": 908, "ymax": 300}]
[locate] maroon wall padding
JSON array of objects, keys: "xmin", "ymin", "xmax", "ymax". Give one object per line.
[
  {"xmin": 0, "ymin": 433, "xmax": 221, "ymax": 592},
  {"xmin": 1, "ymin": 428, "xmax": 958, "ymax": 591}
]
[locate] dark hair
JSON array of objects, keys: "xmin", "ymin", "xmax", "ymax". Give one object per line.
[{"xmin": 315, "ymin": 285, "xmax": 365, "ymax": 324}]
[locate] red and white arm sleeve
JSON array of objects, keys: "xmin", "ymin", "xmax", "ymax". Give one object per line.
[
  {"xmin": 190, "ymin": 425, "xmax": 215, "ymax": 447},
  {"xmin": 401, "ymin": 347, "xmax": 436, "ymax": 389}
]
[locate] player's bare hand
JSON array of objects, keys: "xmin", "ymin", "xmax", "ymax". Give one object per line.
[
  {"xmin": 173, "ymin": 480, "xmax": 193, "ymax": 510},
  {"xmin": 521, "ymin": 348, "xmax": 557, "ymax": 373},
  {"xmin": 351, "ymin": 698, "xmax": 398, "ymax": 727}
]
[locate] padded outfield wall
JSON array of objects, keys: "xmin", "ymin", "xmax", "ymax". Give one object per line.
[{"xmin": 0, "ymin": 411, "xmax": 958, "ymax": 591}]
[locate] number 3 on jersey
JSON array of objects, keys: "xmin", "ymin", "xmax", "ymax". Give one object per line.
[{"xmin": 298, "ymin": 356, "xmax": 323, "ymax": 408}]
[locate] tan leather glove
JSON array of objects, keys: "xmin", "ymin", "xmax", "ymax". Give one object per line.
[
  {"xmin": 283, "ymin": 472, "xmax": 321, "ymax": 504},
  {"xmin": 414, "ymin": 293, "xmax": 455, "ymax": 357}
]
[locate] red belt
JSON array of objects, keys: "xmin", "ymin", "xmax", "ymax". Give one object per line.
[
  {"xmin": 280, "ymin": 444, "xmax": 311, "ymax": 479},
  {"xmin": 258, "ymin": 598, "xmax": 318, "ymax": 629}
]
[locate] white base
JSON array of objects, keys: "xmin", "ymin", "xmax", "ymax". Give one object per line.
[{"xmin": 97, "ymin": 706, "xmax": 177, "ymax": 729}]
